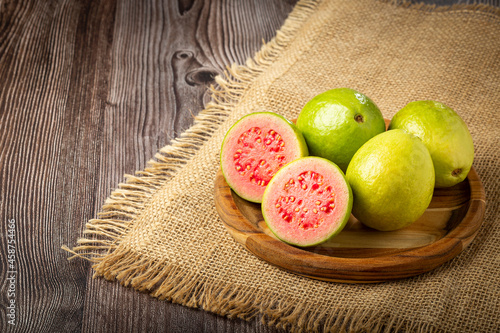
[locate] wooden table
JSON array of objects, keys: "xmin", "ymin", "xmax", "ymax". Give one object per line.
[{"xmin": 1, "ymin": 1, "xmax": 497, "ymax": 332}]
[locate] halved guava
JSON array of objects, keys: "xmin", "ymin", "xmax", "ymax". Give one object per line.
[
  {"xmin": 220, "ymin": 112, "xmax": 308, "ymax": 203},
  {"xmin": 262, "ymin": 157, "xmax": 352, "ymax": 247}
]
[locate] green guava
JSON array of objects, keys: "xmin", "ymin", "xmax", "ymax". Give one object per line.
[
  {"xmin": 262, "ymin": 156, "xmax": 352, "ymax": 247},
  {"xmin": 220, "ymin": 112, "xmax": 308, "ymax": 203},
  {"xmin": 388, "ymin": 100, "xmax": 474, "ymax": 187},
  {"xmin": 346, "ymin": 130, "xmax": 435, "ymax": 231},
  {"xmin": 296, "ymin": 88, "xmax": 386, "ymax": 172}
]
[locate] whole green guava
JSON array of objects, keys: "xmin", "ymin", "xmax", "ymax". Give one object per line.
[
  {"xmin": 296, "ymin": 88, "xmax": 385, "ymax": 172},
  {"xmin": 389, "ymin": 100, "xmax": 474, "ymax": 187},
  {"xmin": 346, "ymin": 130, "xmax": 435, "ymax": 231}
]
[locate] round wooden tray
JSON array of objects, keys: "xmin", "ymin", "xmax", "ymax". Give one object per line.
[{"xmin": 214, "ymin": 167, "xmax": 485, "ymax": 283}]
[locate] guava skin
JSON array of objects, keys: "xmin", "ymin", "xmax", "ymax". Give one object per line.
[
  {"xmin": 296, "ymin": 88, "xmax": 386, "ymax": 172},
  {"xmin": 220, "ymin": 112, "xmax": 309, "ymax": 203},
  {"xmin": 346, "ymin": 130, "xmax": 435, "ymax": 231},
  {"xmin": 388, "ymin": 100, "xmax": 474, "ymax": 188}
]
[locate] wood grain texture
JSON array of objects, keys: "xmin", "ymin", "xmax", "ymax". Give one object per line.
[
  {"xmin": 215, "ymin": 167, "xmax": 485, "ymax": 283},
  {"xmin": 0, "ymin": 0, "xmax": 115, "ymax": 332},
  {"xmin": 0, "ymin": 0, "xmax": 495, "ymax": 332},
  {"xmin": 80, "ymin": 1, "xmax": 297, "ymax": 332},
  {"xmin": 0, "ymin": 0, "xmax": 295, "ymax": 332}
]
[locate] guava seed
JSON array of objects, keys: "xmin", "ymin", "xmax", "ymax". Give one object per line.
[
  {"xmin": 274, "ymin": 170, "xmax": 336, "ymax": 229},
  {"xmin": 233, "ymin": 127, "xmax": 288, "ymax": 186}
]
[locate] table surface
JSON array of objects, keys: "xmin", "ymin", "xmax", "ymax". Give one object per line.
[{"xmin": 1, "ymin": 0, "xmax": 498, "ymax": 332}]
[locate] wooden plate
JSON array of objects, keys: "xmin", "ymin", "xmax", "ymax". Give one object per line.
[{"xmin": 214, "ymin": 167, "xmax": 485, "ymax": 283}]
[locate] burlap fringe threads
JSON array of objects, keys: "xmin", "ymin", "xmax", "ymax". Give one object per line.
[{"xmin": 62, "ymin": 0, "xmax": 499, "ymax": 332}]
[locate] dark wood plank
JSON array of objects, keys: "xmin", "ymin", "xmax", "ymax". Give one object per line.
[
  {"xmin": 0, "ymin": 0, "xmax": 115, "ymax": 332},
  {"xmin": 0, "ymin": 0, "xmax": 295, "ymax": 331},
  {"xmin": 79, "ymin": 1, "xmax": 296, "ymax": 332}
]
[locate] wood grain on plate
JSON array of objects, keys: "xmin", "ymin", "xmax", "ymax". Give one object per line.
[{"xmin": 214, "ymin": 167, "xmax": 485, "ymax": 283}]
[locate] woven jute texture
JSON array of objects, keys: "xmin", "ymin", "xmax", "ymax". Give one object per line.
[{"xmin": 66, "ymin": 0, "xmax": 500, "ymax": 331}]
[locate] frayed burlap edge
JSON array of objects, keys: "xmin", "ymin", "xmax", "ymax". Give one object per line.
[
  {"xmin": 62, "ymin": 1, "xmax": 500, "ymax": 332},
  {"xmin": 61, "ymin": 0, "xmax": 319, "ymax": 262}
]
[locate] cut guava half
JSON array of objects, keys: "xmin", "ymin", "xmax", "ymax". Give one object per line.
[
  {"xmin": 262, "ymin": 157, "xmax": 353, "ymax": 247},
  {"xmin": 220, "ymin": 112, "xmax": 308, "ymax": 203}
]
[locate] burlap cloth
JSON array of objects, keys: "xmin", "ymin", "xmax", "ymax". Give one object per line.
[{"xmin": 65, "ymin": 0, "xmax": 500, "ymax": 332}]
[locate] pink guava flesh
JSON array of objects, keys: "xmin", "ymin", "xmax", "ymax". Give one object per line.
[
  {"xmin": 262, "ymin": 157, "xmax": 352, "ymax": 247},
  {"xmin": 220, "ymin": 112, "xmax": 308, "ymax": 203}
]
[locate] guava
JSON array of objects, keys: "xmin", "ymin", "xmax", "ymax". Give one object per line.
[
  {"xmin": 388, "ymin": 100, "xmax": 474, "ymax": 187},
  {"xmin": 296, "ymin": 88, "xmax": 386, "ymax": 172},
  {"xmin": 220, "ymin": 112, "xmax": 308, "ymax": 203},
  {"xmin": 346, "ymin": 130, "xmax": 435, "ymax": 231},
  {"xmin": 262, "ymin": 157, "xmax": 353, "ymax": 247}
]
